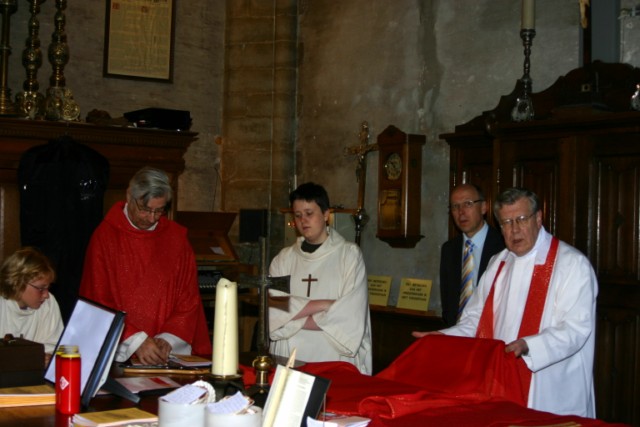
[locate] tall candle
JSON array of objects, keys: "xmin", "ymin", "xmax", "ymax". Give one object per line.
[
  {"xmin": 212, "ymin": 278, "xmax": 239, "ymax": 376},
  {"xmin": 521, "ymin": 0, "xmax": 535, "ymax": 29}
]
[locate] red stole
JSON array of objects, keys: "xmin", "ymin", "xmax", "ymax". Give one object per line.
[{"xmin": 475, "ymin": 237, "xmax": 560, "ymax": 403}]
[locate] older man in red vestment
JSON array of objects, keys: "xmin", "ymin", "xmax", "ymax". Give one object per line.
[{"xmin": 80, "ymin": 167, "xmax": 211, "ymax": 365}]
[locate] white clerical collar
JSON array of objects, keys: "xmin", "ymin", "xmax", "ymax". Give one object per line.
[
  {"xmin": 123, "ymin": 203, "xmax": 159, "ymax": 231},
  {"xmin": 507, "ymin": 226, "xmax": 551, "ymax": 264}
]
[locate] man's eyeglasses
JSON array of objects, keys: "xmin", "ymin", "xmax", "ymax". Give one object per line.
[
  {"xmin": 449, "ymin": 199, "xmax": 484, "ymax": 212},
  {"xmin": 499, "ymin": 212, "xmax": 536, "ymax": 229},
  {"xmin": 133, "ymin": 198, "xmax": 166, "ymax": 217},
  {"xmin": 28, "ymin": 283, "xmax": 50, "ymax": 294}
]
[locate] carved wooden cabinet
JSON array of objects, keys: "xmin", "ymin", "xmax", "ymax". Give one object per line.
[
  {"xmin": 441, "ymin": 61, "xmax": 640, "ymax": 426},
  {"xmin": 0, "ymin": 117, "xmax": 198, "ymax": 260}
]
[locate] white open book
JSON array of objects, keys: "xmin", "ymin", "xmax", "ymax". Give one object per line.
[{"xmin": 262, "ymin": 349, "xmax": 331, "ymax": 427}]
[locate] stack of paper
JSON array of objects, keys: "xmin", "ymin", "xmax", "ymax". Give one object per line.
[
  {"xmin": 72, "ymin": 407, "xmax": 158, "ymax": 427},
  {"xmin": 307, "ymin": 414, "xmax": 371, "ymax": 427}
]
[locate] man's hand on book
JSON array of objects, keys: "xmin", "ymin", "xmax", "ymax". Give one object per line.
[{"xmin": 136, "ymin": 337, "xmax": 171, "ymax": 365}]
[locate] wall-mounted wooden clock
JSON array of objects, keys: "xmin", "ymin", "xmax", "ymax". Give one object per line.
[{"xmin": 376, "ymin": 125, "xmax": 425, "ymax": 248}]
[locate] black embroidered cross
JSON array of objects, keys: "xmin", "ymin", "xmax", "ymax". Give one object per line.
[{"xmin": 302, "ymin": 274, "xmax": 318, "ymax": 297}]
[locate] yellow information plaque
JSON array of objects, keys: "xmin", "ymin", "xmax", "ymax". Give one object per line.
[
  {"xmin": 396, "ymin": 278, "xmax": 432, "ymax": 311},
  {"xmin": 367, "ymin": 275, "xmax": 392, "ymax": 306}
]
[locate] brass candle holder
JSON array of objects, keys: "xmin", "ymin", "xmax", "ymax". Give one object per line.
[
  {"xmin": 44, "ymin": 0, "xmax": 79, "ymax": 121},
  {"xmin": 0, "ymin": 0, "xmax": 18, "ymax": 116},
  {"xmin": 15, "ymin": 0, "xmax": 46, "ymax": 118},
  {"xmin": 511, "ymin": 28, "xmax": 536, "ymax": 122}
]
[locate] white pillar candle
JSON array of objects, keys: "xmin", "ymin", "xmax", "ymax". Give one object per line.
[
  {"xmin": 521, "ymin": 0, "xmax": 535, "ymax": 29},
  {"xmin": 212, "ymin": 278, "xmax": 239, "ymax": 376}
]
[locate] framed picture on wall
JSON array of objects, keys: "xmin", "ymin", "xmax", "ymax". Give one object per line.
[{"xmin": 103, "ymin": 0, "xmax": 176, "ymax": 82}]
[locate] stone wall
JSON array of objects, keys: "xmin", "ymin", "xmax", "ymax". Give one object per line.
[{"xmin": 293, "ymin": 0, "xmax": 579, "ymax": 306}]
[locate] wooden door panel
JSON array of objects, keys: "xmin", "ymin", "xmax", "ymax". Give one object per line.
[
  {"xmin": 449, "ymin": 142, "xmax": 496, "ymax": 233},
  {"xmin": 594, "ymin": 156, "xmax": 640, "ymax": 281},
  {"xmin": 504, "ymin": 159, "xmax": 558, "ymax": 236},
  {"xmin": 595, "ymin": 304, "xmax": 640, "ymax": 425}
]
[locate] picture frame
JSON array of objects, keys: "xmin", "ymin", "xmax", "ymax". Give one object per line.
[{"xmin": 103, "ymin": 0, "xmax": 176, "ymax": 82}]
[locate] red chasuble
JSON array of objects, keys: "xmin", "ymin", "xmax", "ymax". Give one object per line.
[
  {"xmin": 80, "ymin": 201, "xmax": 211, "ymax": 356},
  {"xmin": 475, "ymin": 237, "xmax": 560, "ymax": 404}
]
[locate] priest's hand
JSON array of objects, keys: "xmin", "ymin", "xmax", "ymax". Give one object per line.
[
  {"xmin": 411, "ymin": 330, "xmax": 444, "ymax": 338},
  {"xmin": 505, "ymin": 338, "xmax": 529, "ymax": 357},
  {"xmin": 154, "ymin": 337, "xmax": 172, "ymax": 359},
  {"xmin": 136, "ymin": 337, "xmax": 172, "ymax": 365}
]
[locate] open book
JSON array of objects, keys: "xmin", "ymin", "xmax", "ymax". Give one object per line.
[{"xmin": 262, "ymin": 349, "xmax": 331, "ymax": 427}]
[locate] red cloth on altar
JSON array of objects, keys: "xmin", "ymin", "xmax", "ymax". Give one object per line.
[
  {"xmin": 80, "ymin": 201, "xmax": 211, "ymax": 355},
  {"xmin": 375, "ymin": 334, "xmax": 526, "ymax": 406},
  {"xmin": 272, "ymin": 335, "xmax": 628, "ymax": 427}
]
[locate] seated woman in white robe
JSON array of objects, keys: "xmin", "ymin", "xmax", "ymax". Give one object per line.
[
  {"xmin": 0, "ymin": 247, "xmax": 64, "ymax": 366},
  {"xmin": 268, "ymin": 182, "xmax": 372, "ymax": 375}
]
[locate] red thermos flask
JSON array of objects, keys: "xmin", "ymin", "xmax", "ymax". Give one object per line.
[{"xmin": 55, "ymin": 345, "xmax": 81, "ymax": 414}]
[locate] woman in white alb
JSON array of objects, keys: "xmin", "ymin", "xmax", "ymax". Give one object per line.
[{"xmin": 269, "ymin": 182, "xmax": 372, "ymax": 375}]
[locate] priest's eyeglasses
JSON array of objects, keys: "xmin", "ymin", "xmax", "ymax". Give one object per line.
[
  {"xmin": 28, "ymin": 282, "xmax": 50, "ymax": 294},
  {"xmin": 449, "ymin": 199, "xmax": 483, "ymax": 212},
  {"xmin": 499, "ymin": 212, "xmax": 536, "ymax": 229},
  {"xmin": 134, "ymin": 199, "xmax": 166, "ymax": 217}
]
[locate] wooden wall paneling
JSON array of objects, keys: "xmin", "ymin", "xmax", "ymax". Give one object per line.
[
  {"xmin": 0, "ymin": 185, "xmax": 20, "ymax": 262},
  {"xmin": 593, "ymin": 153, "xmax": 640, "ymax": 282},
  {"xmin": 595, "ymin": 305, "xmax": 640, "ymax": 425},
  {"xmin": 444, "ymin": 134, "xmax": 497, "ymax": 231},
  {"xmin": 0, "ymin": 117, "xmax": 197, "ymax": 260},
  {"xmin": 496, "ymin": 137, "xmax": 560, "ymax": 238}
]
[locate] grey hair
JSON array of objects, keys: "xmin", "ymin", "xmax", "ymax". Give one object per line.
[
  {"xmin": 128, "ymin": 167, "xmax": 173, "ymax": 203},
  {"xmin": 493, "ymin": 187, "xmax": 540, "ymax": 218}
]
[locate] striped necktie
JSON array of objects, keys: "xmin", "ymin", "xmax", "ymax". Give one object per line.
[{"xmin": 458, "ymin": 239, "xmax": 475, "ymax": 320}]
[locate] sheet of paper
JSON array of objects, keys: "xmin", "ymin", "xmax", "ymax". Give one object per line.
[
  {"xmin": 307, "ymin": 414, "xmax": 371, "ymax": 426},
  {"xmin": 210, "ymin": 246, "xmax": 225, "ymax": 255},
  {"xmin": 206, "ymin": 391, "xmax": 252, "ymax": 414},
  {"xmin": 161, "ymin": 384, "xmax": 207, "ymax": 404},
  {"xmin": 115, "ymin": 376, "xmax": 180, "ymax": 393}
]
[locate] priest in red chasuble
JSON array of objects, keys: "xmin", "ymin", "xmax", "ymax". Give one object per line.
[
  {"xmin": 80, "ymin": 167, "xmax": 211, "ymax": 365},
  {"xmin": 414, "ymin": 187, "xmax": 597, "ymax": 418}
]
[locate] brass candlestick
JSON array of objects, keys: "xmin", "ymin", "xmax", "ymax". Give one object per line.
[
  {"xmin": 15, "ymin": 0, "xmax": 46, "ymax": 118},
  {"xmin": 44, "ymin": 0, "xmax": 79, "ymax": 121},
  {"xmin": 0, "ymin": 0, "xmax": 18, "ymax": 116},
  {"xmin": 511, "ymin": 28, "xmax": 536, "ymax": 122},
  {"xmin": 242, "ymin": 237, "xmax": 290, "ymax": 406}
]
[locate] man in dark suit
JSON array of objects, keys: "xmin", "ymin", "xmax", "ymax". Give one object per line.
[{"xmin": 438, "ymin": 183, "xmax": 505, "ymax": 327}]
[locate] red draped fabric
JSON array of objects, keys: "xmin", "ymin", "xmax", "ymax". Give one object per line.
[{"xmin": 243, "ymin": 335, "xmax": 627, "ymax": 427}]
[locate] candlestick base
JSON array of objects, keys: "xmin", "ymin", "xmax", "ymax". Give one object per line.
[
  {"xmin": 208, "ymin": 371, "xmax": 244, "ymax": 381},
  {"xmin": 245, "ymin": 354, "xmax": 274, "ymax": 408},
  {"xmin": 202, "ymin": 373, "xmax": 245, "ymax": 402},
  {"xmin": 511, "ymin": 28, "xmax": 536, "ymax": 122}
]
